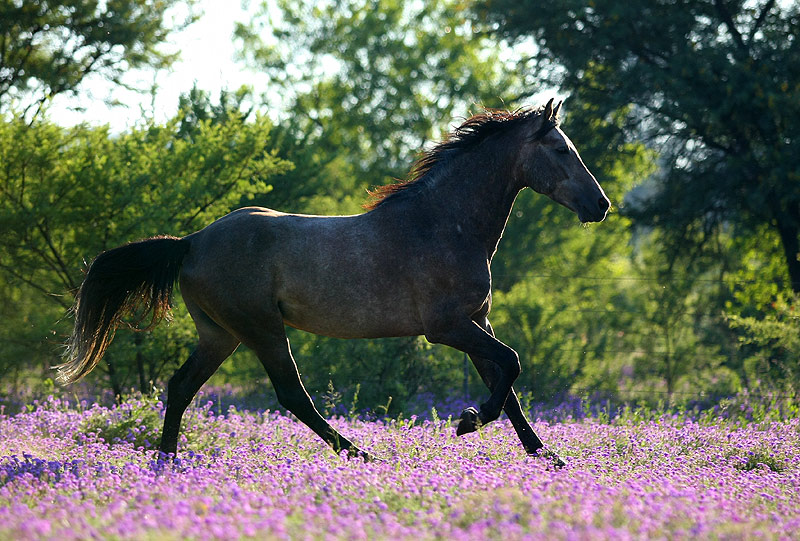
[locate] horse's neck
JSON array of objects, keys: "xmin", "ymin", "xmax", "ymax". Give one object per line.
[{"xmin": 429, "ymin": 150, "xmax": 522, "ymax": 259}]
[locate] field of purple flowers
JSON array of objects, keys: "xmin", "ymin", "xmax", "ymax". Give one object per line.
[{"xmin": 1, "ymin": 391, "xmax": 799, "ymax": 540}]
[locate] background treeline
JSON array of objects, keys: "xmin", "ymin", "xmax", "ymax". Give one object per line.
[{"xmin": 0, "ymin": 0, "xmax": 797, "ymax": 410}]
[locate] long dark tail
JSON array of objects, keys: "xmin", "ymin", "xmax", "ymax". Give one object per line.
[{"xmin": 56, "ymin": 235, "xmax": 191, "ymax": 385}]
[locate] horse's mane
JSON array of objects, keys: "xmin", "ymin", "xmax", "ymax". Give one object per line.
[{"xmin": 364, "ymin": 104, "xmax": 559, "ymax": 210}]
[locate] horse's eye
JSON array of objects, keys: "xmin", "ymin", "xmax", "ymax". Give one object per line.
[{"xmin": 557, "ymin": 146, "xmax": 569, "ymax": 154}]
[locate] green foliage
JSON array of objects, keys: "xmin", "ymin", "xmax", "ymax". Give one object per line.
[
  {"xmin": 237, "ymin": 0, "xmax": 523, "ymax": 185},
  {"xmin": 626, "ymin": 232, "xmax": 735, "ymax": 397},
  {"xmin": 78, "ymin": 388, "xmax": 164, "ymax": 449},
  {"xmin": 712, "ymin": 387, "xmax": 800, "ymax": 426},
  {"xmin": 1, "ymin": 0, "xmax": 797, "ymax": 409},
  {"xmin": 727, "ymin": 294, "xmax": 800, "ymax": 389},
  {"xmin": 734, "ymin": 450, "xmax": 785, "ymax": 474},
  {"xmin": 478, "ymin": 0, "xmax": 800, "ymax": 292},
  {"xmin": 76, "ymin": 388, "xmax": 238, "ymax": 452},
  {"xmin": 289, "ymin": 333, "xmax": 462, "ymax": 414},
  {"xmin": 0, "ymin": 98, "xmax": 291, "ymax": 393},
  {"xmin": 0, "ymin": 0, "xmax": 197, "ymax": 116}
]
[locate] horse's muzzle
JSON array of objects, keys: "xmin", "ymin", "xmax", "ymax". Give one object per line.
[{"xmin": 577, "ymin": 195, "xmax": 610, "ymax": 223}]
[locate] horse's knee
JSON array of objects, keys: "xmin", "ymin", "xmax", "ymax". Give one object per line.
[{"xmin": 497, "ymin": 348, "xmax": 521, "ymax": 381}]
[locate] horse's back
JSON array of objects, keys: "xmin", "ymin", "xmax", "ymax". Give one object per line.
[{"xmin": 179, "ymin": 207, "xmax": 428, "ymax": 339}]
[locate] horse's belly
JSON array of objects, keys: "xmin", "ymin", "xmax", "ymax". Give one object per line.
[
  {"xmin": 283, "ymin": 319, "xmax": 422, "ymax": 339},
  {"xmin": 278, "ymin": 294, "xmax": 423, "ymax": 339}
]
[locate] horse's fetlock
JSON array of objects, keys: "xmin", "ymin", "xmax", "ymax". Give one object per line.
[{"xmin": 479, "ymin": 403, "xmax": 502, "ymax": 425}]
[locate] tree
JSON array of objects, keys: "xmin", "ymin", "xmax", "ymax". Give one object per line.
[
  {"xmin": 629, "ymin": 234, "xmax": 734, "ymax": 397},
  {"xmin": 236, "ymin": 0, "xmax": 524, "ymax": 185},
  {"xmin": 0, "ymin": 106, "xmax": 291, "ymax": 394},
  {"xmin": 0, "ymin": 0, "xmax": 196, "ymax": 116},
  {"xmin": 230, "ymin": 0, "xmax": 671, "ymax": 408},
  {"xmin": 228, "ymin": 0, "xmax": 527, "ymax": 407},
  {"xmin": 478, "ymin": 0, "xmax": 800, "ymax": 293},
  {"xmin": 728, "ymin": 292, "xmax": 800, "ymax": 390}
]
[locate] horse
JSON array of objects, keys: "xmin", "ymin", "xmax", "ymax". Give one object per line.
[{"xmin": 57, "ymin": 99, "xmax": 609, "ymax": 464}]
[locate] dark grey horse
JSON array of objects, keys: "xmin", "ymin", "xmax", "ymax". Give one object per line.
[{"xmin": 57, "ymin": 99, "xmax": 609, "ymax": 463}]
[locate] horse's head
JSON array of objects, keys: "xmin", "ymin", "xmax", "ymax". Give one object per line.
[{"xmin": 518, "ymin": 99, "xmax": 610, "ymax": 223}]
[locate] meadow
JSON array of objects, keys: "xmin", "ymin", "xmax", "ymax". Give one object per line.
[{"xmin": 1, "ymin": 391, "xmax": 799, "ymax": 540}]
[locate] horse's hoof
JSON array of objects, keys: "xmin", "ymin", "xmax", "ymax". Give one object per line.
[
  {"xmin": 156, "ymin": 450, "xmax": 177, "ymax": 463},
  {"xmin": 456, "ymin": 407, "xmax": 481, "ymax": 436},
  {"xmin": 532, "ymin": 447, "xmax": 567, "ymax": 469},
  {"xmin": 359, "ymin": 452, "xmax": 383, "ymax": 463},
  {"xmin": 347, "ymin": 449, "xmax": 381, "ymax": 463}
]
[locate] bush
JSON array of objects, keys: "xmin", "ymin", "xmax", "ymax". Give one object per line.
[{"xmin": 77, "ymin": 389, "xmax": 164, "ymax": 449}]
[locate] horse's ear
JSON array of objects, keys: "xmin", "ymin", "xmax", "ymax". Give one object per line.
[
  {"xmin": 542, "ymin": 98, "xmax": 555, "ymax": 120},
  {"xmin": 553, "ymin": 100, "xmax": 563, "ymax": 120}
]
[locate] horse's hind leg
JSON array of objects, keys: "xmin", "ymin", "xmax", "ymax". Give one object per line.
[
  {"xmin": 160, "ymin": 307, "xmax": 239, "ymax": 456},
  {"xmin": 246, "ymin": 328, "xmax": 371, "ymax": 460}
]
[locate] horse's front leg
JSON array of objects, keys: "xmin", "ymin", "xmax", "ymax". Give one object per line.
[
  {"xmin": 424, "ymin": 317, "xmax": 520, "ymax": 431},
  {"xmin": 468, "ymin": 319, "xmax": 565, "ymax": 467}
]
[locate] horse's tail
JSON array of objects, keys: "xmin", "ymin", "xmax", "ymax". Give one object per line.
[{"xmin": 56, "ymin": 235, "xmax": 192, "ymax": 385}]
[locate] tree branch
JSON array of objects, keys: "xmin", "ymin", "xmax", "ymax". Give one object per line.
[
  {"xmin": 0, "ymin": 260, "xmax": 71, "ymax": 309},
  {"xmin": 36, "ymin": 219, "xmax": 78, "ymax": 292},
  {"xmin": 748, "ymin": 0, "xmax": 776, "ymax": 44},
  {"xmin": 713, "ymin": 0, "xmax": 748, "ymax": 53}
]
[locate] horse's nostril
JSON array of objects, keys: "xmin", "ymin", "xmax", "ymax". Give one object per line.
[{"xmin": 598, "ymin": 197, "xmax": 610, "ymax": 212}]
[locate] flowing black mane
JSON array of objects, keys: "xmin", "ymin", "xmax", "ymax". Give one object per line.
[{"xmin": 364, "ymin": 105, "xmax": 559, "ymax": 210}]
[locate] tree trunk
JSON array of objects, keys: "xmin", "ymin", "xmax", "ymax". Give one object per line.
[
  {"xmin": 775, "ymin": 214, "xmax": 800, "ymax": 294},
  {"xmin": 134, "ymin": 333, "xmax": 147, "ymax": 393},
  {"xmin": 106, "ymin": 357, "xmax": 123, "ymax": 400}
]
